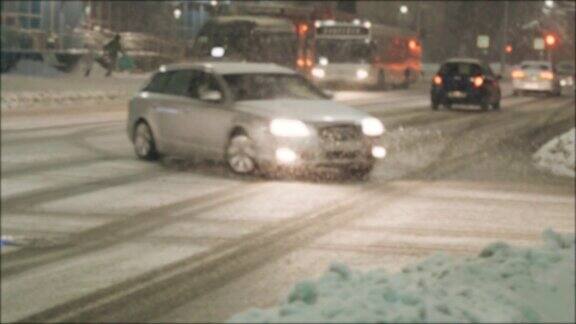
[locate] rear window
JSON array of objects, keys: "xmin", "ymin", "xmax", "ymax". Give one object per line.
[
  {"xmin": 440, "ymin": 63, "xmax": 482, "ymax": 76},
  {"xmin": 521, "ymin": 64, "xmax": 550, "ymax": 71}
]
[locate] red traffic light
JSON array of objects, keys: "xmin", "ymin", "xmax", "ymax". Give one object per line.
[
  {"xmin": 545, "ymin": 34, "xmax": 556, "ymax": 47},
  {"xmin": 505, "ymin": 45, "xmax": 512, "ymax": 53}
]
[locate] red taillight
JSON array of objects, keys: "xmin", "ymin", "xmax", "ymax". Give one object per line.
[
  {"xmin": 511, "ymin": 70, "xmax": 525, "ymax": 79},
  {"xmin": 473, "ymin": 76, "xmax": 484, "ymax": 87},
  {"xmin": 433, "ymin": 75, "xmax": 442, "ymax": 85},
  {"xmin": 540, "ymin": 71, "xmax": 554, "ymax": 80},
  {"xmin": 297, "ymin": 58, "xmax": 305, "ymax": 67},
  {"xmin": 408, "ymin": 40, "xmax": 417, "ymax": 50},
  {"xmin": 305, "ymin": 58, "xmax": 313, "ymax": 67}
]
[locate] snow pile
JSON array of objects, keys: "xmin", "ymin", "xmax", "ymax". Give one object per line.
[
  {"xmin": 533, "ymin": 128, "xmax": 575, "ymax": 178},
  {"xmin": 1, "ymin": 90, "xmax": 131, "ymax": 110},
  {"xmin": 9, "ymin": 59, "xmax": 64, "ymax": 77},
  {"xmin": 229, "ymin": 230, "xmax": 575, "ymax": 323}
]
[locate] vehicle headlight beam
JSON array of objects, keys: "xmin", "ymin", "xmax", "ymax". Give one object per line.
[{"xmin": 361, "ymin": 118, "xmax": 384, "ymax": 136}]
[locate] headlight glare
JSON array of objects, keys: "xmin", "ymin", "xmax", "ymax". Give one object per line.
[
  {"xmin": 312, "ymin": 68, "xmax": 325, "ymax": 79},
  {"xmin": 361, "ymin": 118, "xmax": 384, "ymax": 136},
  {"xmin": 356, "ymin": 69, "xmax": 369, "ymax": 80},
  {"xmin": 270, "ymin": 119, "xmax": 310, "ymax": 137}
]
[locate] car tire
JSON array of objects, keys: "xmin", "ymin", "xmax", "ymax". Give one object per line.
[
  {"xmin": 226, "ymin": 134, "xmax": 257, "ymax": 175},
  {"xmin": 443, "ymin": 102, "xmax": 452, "ymax": 109},
  {"xmin": 491, "ymin": 101, "xmax": 501, "ymax": 110},
  {"xmin": 431, "ymin": 99, "xmax": 440, "ymax": 110},
  {"xmin": 133, "ymin": 121, "xmax": 159, "ymax": 161}
]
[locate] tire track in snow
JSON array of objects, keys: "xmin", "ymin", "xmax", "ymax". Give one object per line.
[
  {"xmin": 16, "ymin": 97, "xmax": 561, "ymax": 322},
  {"xmin": 1, "ymin": 181, "xmax": 272, "ymax": 278}
]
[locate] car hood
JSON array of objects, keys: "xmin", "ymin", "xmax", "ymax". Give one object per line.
[{"xmin": 234, "ymin": 99, "xmax": 369, "ymax": 123}]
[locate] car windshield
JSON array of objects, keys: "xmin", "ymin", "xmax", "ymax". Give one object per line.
[
  {"xmin": 222, "ymin": 73, "xmax": 325, "ymax": 101},
  {"xmin": 440, "ymin": 62, "xmax": 482, "ymax": 75},
  {"xmin": 316, "ymin": 39, "xmax": 372, "ymax": 63},
  {"xmin": 521, "ymin": 64, "xmax": 550, "ymax": 70}
]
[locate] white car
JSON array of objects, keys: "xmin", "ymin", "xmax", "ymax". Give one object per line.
[
  {"xmin": 127, "ymin": 62, "xmax": 386, "ymax": 178},
  {"xmin": 556, "ymin": 61, "xmax": 575, "ymax": 87},
  {"xmin": 511, "ymin": 61, "xmax": 561, "ymax": 96}
]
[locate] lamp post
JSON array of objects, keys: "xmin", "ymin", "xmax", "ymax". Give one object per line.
[
  {"xmin": 174, "ymin": 8, "xmax": 182, "ymax": 40},
  {"xmin": 500, "ymin": 1, "xmax": 509, "ymax": 76},
  {"xmin": 398, "ymin": 5, "xmax": 409, "ymax": 28}
]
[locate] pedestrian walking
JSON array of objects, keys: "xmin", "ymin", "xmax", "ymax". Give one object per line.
[
  {"xmin": 103, "ymin": 34, "xmax": 125, "ymax": 77},
  {"xmin": 82, "ymin": 44, "xmax": 95, "ymax": 77}
]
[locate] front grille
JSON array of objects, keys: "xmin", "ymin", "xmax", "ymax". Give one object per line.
[
  {"xmin": 325, "ymin": 151, "xmax": 360, "ymax": 160},
  {"xmin": 319, "ymin": 125, "xmax": 361, "ymax": 142}
]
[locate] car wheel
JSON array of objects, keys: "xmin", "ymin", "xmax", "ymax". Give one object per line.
[
  {"xmin": 133, "ymin": 121, "xmax": 159, "ymax": 161},
  {"xmin": 226, "ymin": 134, "xmax": 257, "ymax": 175},
  {"xmin": 491, "ymin": 101, "xmax": 500, "ymax": 110},
  {"xmin": 443, "ymin": 102, "xmax": 452, "ymax": 109},
  {"xmin": 431, "ymin": 99, "xmax": 440, "ymax": 110}
]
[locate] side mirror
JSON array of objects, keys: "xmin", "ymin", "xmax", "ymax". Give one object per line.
[
  {"xmin": 323, "ymin": 90, "xmax": 334, "ymax": 99},
  {"xmin": 199, "ymin": 90, "xmax": 222, "ymax": 102}
]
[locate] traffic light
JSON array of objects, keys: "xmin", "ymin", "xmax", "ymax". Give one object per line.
[
  {"xmin": 298, "ymin": 24, "xmax": 309, "ymax": 36},
  {"xmin": 544, "ymin": 34, "xmax": 557, "ymax": 47}
]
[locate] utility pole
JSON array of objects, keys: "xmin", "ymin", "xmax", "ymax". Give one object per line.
[{"xmin": 500, "ymin": 0, "xmax": 508, "ymax": 76}]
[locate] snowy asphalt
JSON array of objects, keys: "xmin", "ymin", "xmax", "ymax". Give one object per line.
[{"xmin": 1, "ymin": 86, "xmax": 574, "ymax": 322}]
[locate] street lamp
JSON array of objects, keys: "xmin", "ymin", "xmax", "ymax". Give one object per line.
[
  {"xmin": 173, "ymin": 8, "xmax": 182, "ymax": 19},
  {"xmin": 400, "ymin": 5, "xmax": 409, "ymax": 14}
]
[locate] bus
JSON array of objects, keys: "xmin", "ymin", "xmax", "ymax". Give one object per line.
[
  {"xmin": 306, "ymin": 20, "xmax": 422, "ymax": 89},
  {"xmin": 189, "ymin": 16, "xmax": 298, "ymax": 68}
]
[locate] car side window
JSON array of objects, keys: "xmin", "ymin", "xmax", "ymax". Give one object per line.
[
  {"xmin": 482, "ymin": 64, "xmax": 494, "ymax": 77},
  {"xmin": 188, "ymin": 72, "xmax": 224, "ymax": 103},
  {"xmin": 164, "ymin": 70, "xmax": 196, "ymax": 97},
  {"xmin": 144, "ymin": 72, "xmax": 173, "ymax": 93}
]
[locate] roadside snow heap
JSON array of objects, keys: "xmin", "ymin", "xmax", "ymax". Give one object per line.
[
  {"xmin": 229, "ymin": 229, "xmax": 575, "ymax": 323},
  {"xmin": 533, "ymin": 128, "xmax": 575, "ymax": 178}
]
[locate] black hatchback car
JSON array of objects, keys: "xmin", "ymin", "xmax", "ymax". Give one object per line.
[{"xmin": 431, "ymin": 58, "xmax": 501, "ymax": 111}]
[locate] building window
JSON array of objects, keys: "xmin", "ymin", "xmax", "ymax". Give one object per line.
[
  {"xmin": 31, "ymin": 0, "xmax": 41, "ymax": 14},
  {"xmin": 19, "ymin": 16, "xmax": 30, "ymax": 29},
  {"xmin": 19, "ymin": 1, "xmax": 30, "ymax": 13},
  {"xmin": 30, "ymin": 17, "xmax": 40, "ymax": 29}
]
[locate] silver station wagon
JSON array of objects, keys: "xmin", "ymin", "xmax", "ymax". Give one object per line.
[{"xmin": 127, "ymin": 62, "xmax": 386, "ymax": 177}]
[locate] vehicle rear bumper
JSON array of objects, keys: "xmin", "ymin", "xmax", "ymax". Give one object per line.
[
  {"xmin": 513, "ymin": 80, "xmax": 554, "ymax": 91},
  {"xmin": 431, "ymin": 88, "xmax": 487, "ymax": 104}
]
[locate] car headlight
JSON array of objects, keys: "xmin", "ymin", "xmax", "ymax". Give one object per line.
[
  {"xmin": 312, "ymin": 68, "xmax": 325, "ymax": 79},
  {"xmin": 270, "ymin": 119, "xmax": 310, "ymax": 137},
  {"xmin": 361, "ymin": 117, "xmax": 384, "ymax": 136},
  {"xmin": 356, "ymin": 69, "xmax": 369, "ymax": 80}
]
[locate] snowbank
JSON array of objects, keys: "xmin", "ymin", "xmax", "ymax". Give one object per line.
[
  {"xmin": 533, "ymin": 128, "xmax": 575, "ymax": 178},
  {"xmin": 1, "ymin": 68, "xmax": 148, "ymax": 110},
  {"xmin": 229, "ymin": 230, "xmax": 575, "ymax": 323},
  {"xmin": 9, "ymin": 59, "xmax": 64, "ymax": 78}
]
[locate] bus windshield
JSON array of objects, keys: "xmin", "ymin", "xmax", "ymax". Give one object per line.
[
  {"xmin": 255, "ymin": 33, "xmax": 297, "ymax": 65},
  {"xmin": 316, "ymin": 39, "xmax": 372, "ymax": 63}
]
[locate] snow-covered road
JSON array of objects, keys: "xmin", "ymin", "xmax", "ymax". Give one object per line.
[{"xmin": 1, "ymin": 86, "xmax": 574, "ymax": 322}]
